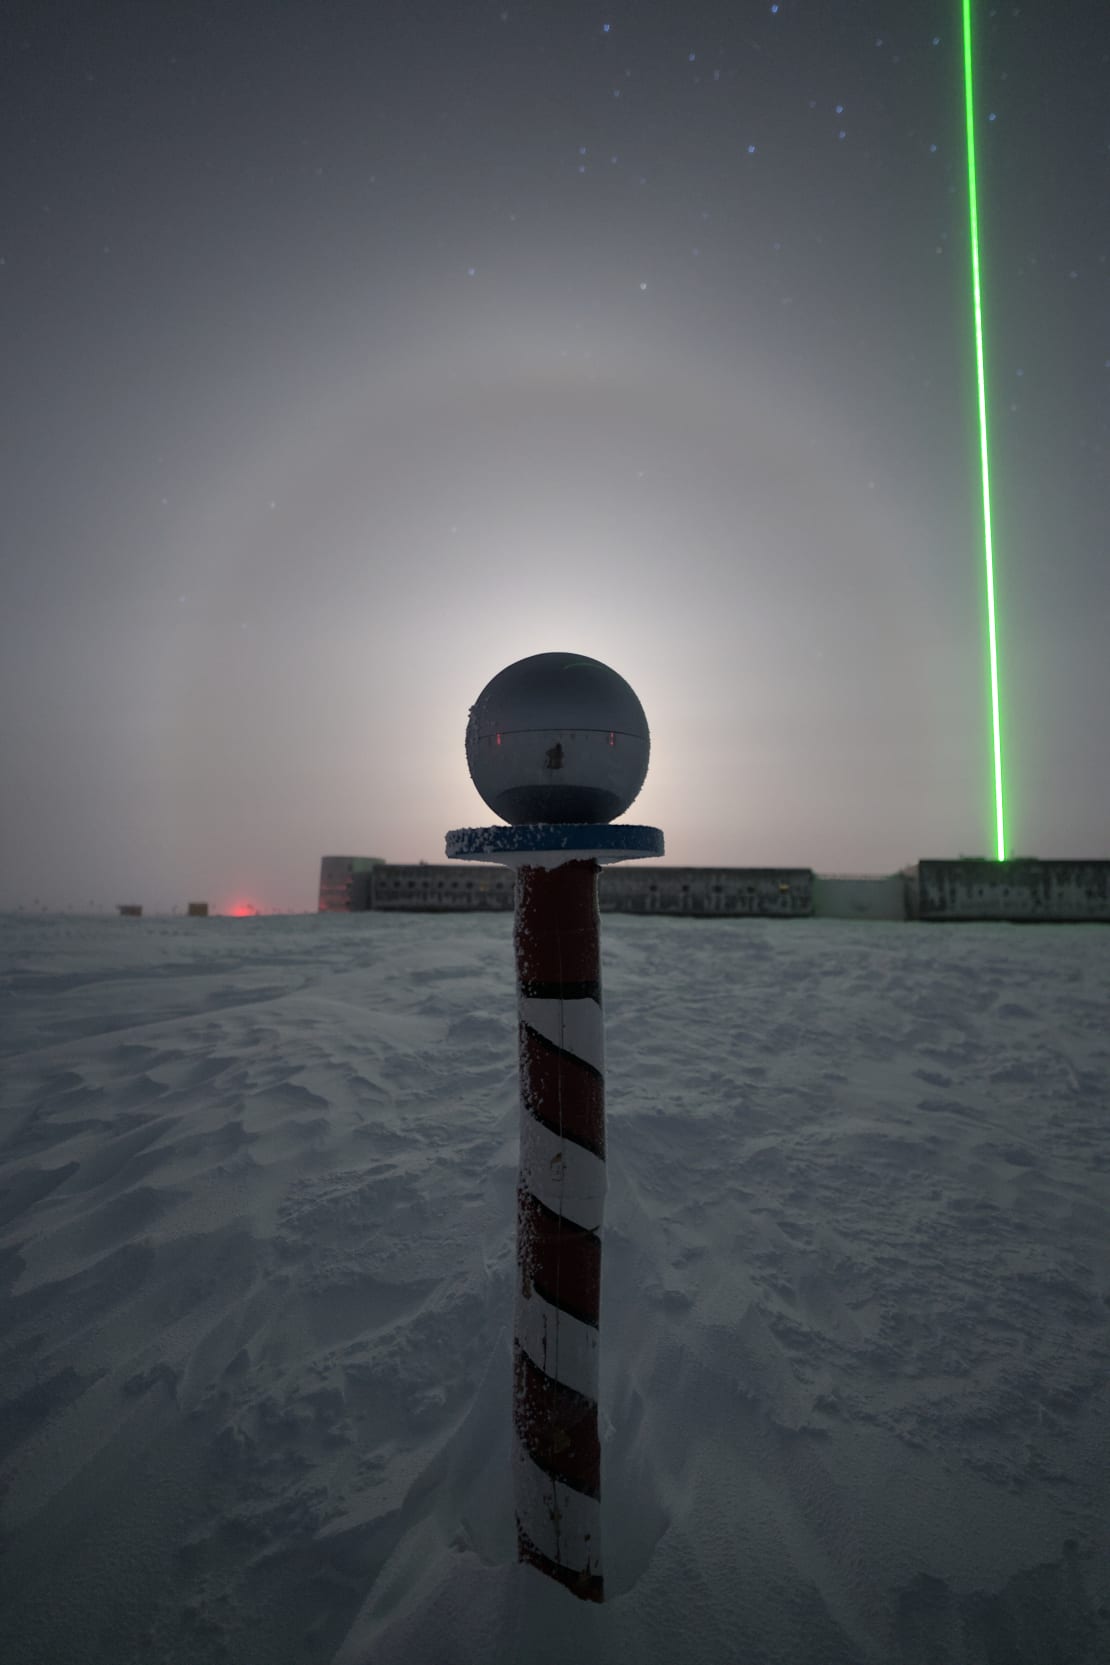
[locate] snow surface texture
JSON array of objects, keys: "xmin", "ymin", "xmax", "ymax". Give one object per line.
[{"xmin": 1, "ymin": 911, "xmax": 1108, "ymax": 1665}]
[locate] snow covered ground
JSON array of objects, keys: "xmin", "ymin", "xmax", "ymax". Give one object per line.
[{"xmin": 1, "ymin": 909, "xmax": 1108, "ymax": 1664}]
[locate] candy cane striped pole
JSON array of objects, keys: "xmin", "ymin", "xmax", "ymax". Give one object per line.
[
  {"xmin": 512, "ymin": 856, "xmax": 606, "ymax": 1603},
  {"xmin": 446, "ymin": 821, "xmax": 663, "ymax": 1606}
]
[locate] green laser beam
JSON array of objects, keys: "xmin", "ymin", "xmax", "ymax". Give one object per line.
[{"xmin": 962, "ymin": 0, "xmax": 1007, "ymax": 861}]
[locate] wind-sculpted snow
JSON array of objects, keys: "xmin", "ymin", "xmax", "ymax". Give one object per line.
[{"xmin": 0, "ymin": 911, "xmax": 1107, "ymax": 1663}]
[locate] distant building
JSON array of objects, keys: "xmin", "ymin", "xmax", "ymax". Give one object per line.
[
  {"xmin": 917, "ymin": 859, "xmax": 1110, "ymax": 922},
  {"xmin": 186, "ymin": 902, "xmax": 209, "ymax": 917},
  {"xmin": 371, "ymin": 863, "xmax": 515, "ymax": 912},
  {"xmin": 600, "ymin": 865, "xmax": 811, "ymax": 917},
  {"xmin": 323, "ymin": 860, "xmax": 813, "ymax": 917},
  {"xmin": 811, "ymin": 874, "xmax": 909, "ymax": 920},
  {"xmin": 318, "ymin": 855, "xmax": 386, "ymax": 913},
  {"xmin": 316, "ymin": 856, "xmax": 1109, "ymax": 923}
]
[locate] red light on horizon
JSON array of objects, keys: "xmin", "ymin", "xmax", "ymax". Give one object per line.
[{"xmin": 227, "ymin": 901, "xmax": 259, "ymax": 918}]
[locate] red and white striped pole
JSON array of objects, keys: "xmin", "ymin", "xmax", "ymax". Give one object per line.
[
  {"xmin": 447, "ymin": 652, "xmax": 662, "ymax": 1603},
  {"xmin": 513, "ymin": 856, "xmax": 607, "ymax": 1600}
]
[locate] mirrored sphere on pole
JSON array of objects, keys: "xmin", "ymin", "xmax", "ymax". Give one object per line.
[{"xmin": 465, "ymin": 652, "xmax": 650, "ymax": 825}]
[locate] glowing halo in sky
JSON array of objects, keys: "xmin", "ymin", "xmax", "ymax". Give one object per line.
[{"xmin": 154, "ymin": 319, "xmax": 953, "ymax": 890}]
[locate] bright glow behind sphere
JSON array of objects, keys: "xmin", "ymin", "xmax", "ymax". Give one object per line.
[{"xmin": 466, "ymin": 653, "xmax": 650, "ymax": 824}]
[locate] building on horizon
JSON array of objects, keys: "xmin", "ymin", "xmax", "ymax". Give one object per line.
[
  {"xmin": 318, "ymin": 855, "xmax": 386, "ymax": 913},
  {"xmin": 316, "ymin": 856, "xmax": 1110, "ymax": 923},
  {"xmin": 322, "ymin": 859, "xmax": 814, "ymax": 917}
]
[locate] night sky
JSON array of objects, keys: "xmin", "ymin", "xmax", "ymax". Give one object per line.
[{"xmin": 2, "ymin": 1, "xmax": 1106, "ymax": 913}]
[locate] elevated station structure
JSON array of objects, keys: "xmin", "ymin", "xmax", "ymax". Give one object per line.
[
  {"xmin": 321, "ymin": 857, "xmax": 1109, "ymax": 922},
  {"xmin": 322, "ymin": 858, "xmax": 812, "ymax": 917},
  {"xmin": 317, "ymin": 855, "xmax": 386, "ymax": 913},
  {"xmin": 916, "ymin": 859, "xmax": 1110, "ymax": 922}
]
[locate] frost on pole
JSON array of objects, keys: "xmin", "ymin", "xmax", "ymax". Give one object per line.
[{"xmin": 447, "ymin": 651, "xmax": 663, "ymax": 1603}]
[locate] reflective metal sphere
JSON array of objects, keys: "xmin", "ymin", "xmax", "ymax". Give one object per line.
[{"xmin": 465, "ymin": 653, "xmax": 650, "ymax": 824}]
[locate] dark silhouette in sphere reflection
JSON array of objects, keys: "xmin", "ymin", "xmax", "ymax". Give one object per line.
[{"xmin": 465, "ymin": 653, "xmax": 650, "ymax": 826}]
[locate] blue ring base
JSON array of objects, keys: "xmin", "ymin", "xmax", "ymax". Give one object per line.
[{"xmin": 445, "ymin": 823, "xmax": 664, "ymax": 869}]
